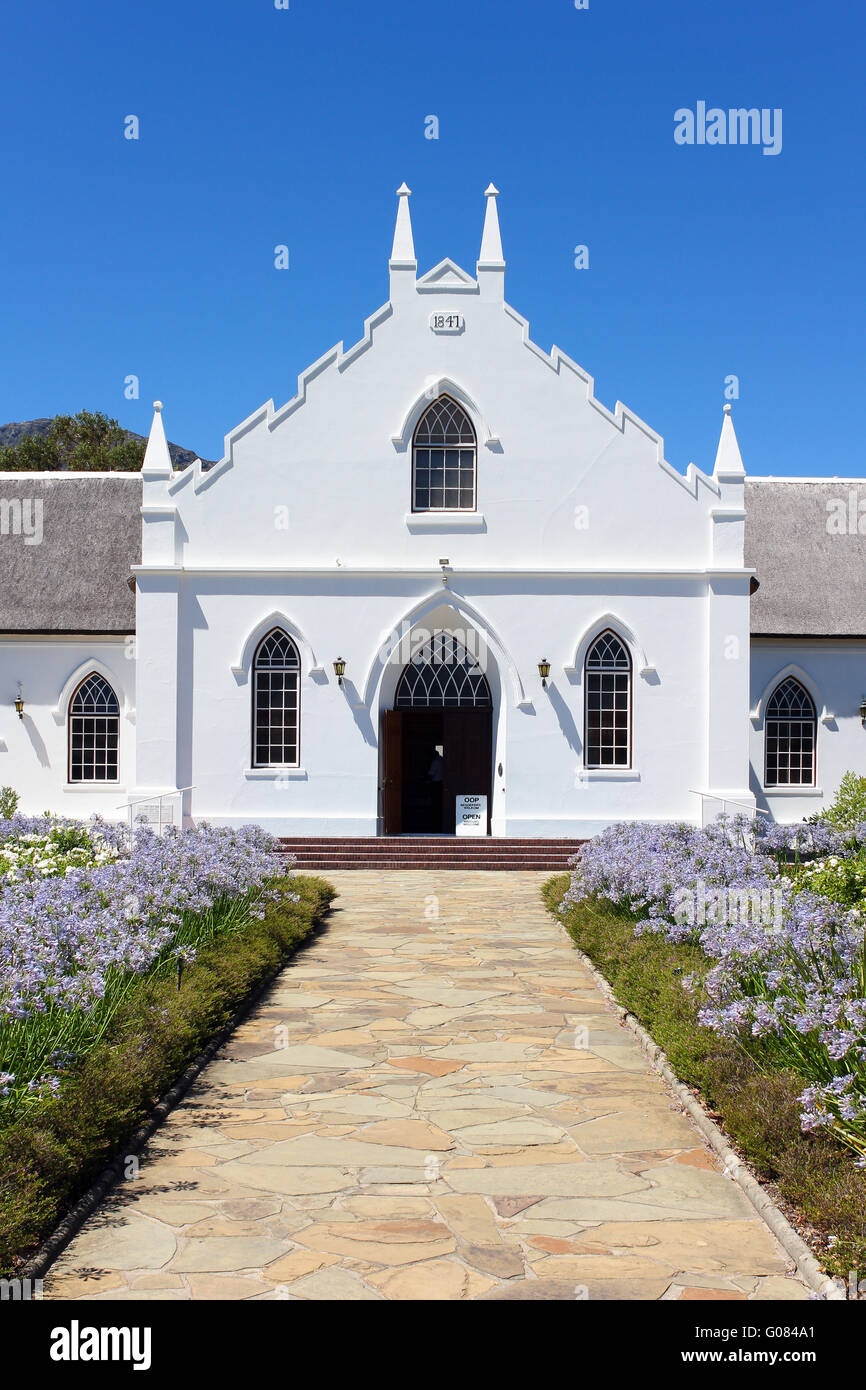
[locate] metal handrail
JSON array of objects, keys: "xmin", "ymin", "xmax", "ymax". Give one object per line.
[
  {"xmin": 688, "ymin": 789, "xmax": 770, "ymax": 821},
  {"xmin": 118, "ymin": 786, "xmax": 195, "ymax": 834},
  {"xmin": 118, "ymin": 785, "xmax": 195, "ymax": 810}
]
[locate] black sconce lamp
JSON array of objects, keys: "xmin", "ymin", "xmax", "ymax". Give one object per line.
[
  {"xmin": 333, "ymin": 658, "xmax": 346, "ymax": 687},
  {"xmin": 14, "ymin": 684, "xmax": 24, "ymax": 720},
  {"xmin": 859, "ymin": 696, "xmax": 866, "ymax": 726},
  {"xmin": 538, "ymin": 659, "xmax": 551, "ymax": 689}
]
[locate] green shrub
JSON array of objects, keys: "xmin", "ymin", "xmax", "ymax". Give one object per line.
[
  {"xmin": 819, "ymin": 771, "xmax": 866, "ymax": 831},
  {"xmin": 0, "ymin": 874, "xmax": 334, "ymax": 1274},
  {"xmin": 545, "ymin": 874, "xmax": 866, "ymax": 1279},
  {"xmin": 790, "ymin": 848, "xmax": 866, "ymax": 907},
  {"xmin": 0, "ymin": 787, "xmax": 19, "ymax": 819}
]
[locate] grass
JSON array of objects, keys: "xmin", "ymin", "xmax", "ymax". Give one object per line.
[
  {"xmin": 0, "ymin": 873, "xmax": 334, "ymax": 1276},
  {"xmin": 544, "ymin": 874, "xmax": 866, "ymax": 1281}
]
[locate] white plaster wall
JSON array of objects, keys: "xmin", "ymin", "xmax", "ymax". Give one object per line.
[
  {"xmin": 0, "ymin": 637, "xmax": 134, "ymax": 818},
  {"xmin": 179, "ymin": 576, "xmax": 717, "ymax": 836},
  {"xmin": 157, "ymin": 279, "xmax": 722, "ymax": 576},
  {"xmin": 750, "ymin": 639, "xmax": 866, "ymax": 822}
]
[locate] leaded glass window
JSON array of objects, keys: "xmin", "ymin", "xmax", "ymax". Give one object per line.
[
  {"xmin": 253, "ymin": 629, "xmax": 300, "ymax": 767},
  {"xmin": 765, "ymin": 677, "xmax": 816, "ymax": 787},
  {"xmin": 69, "ymin": 673, "xmax": 120, "ymax": 782},
  {"xmin": 395, "ymin": 632, "xmax": 491, "ymax": 708},
  {"xmin": 412, "ymin": 396, "xmax": 476, "ymax": 512},
  {"xmin": 584, "ymin": 630, "xmax": 631, "ymax": 768}
]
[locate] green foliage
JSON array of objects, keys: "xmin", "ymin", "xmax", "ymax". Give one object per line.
[
  {"xmin": 0, "ymin": 788, "xmax": 19, "ymax": 820},
  {"xmin": 544, "ymin": 874, "xmax": 866, "ymax": 1279},
  {"xmin": 0, "ymin": 412, "xmax": 145, "ymax": 473},
  {"xmin": 790, "ymin": 848, "xmax": 866, "ymax": 907},
  {"xmin": 820, "ymin": 771, "xmax": 866, "ymax": 832},
  {"xmin": 0, "ymin": 875, "xmax": 334, "ymax": 1274}
]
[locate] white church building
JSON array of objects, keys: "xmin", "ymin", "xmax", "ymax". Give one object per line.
[{"xmin": 1, "ymin": 185, "xmax": 864, "ymax": 840}]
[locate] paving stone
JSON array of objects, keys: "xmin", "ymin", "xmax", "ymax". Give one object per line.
[
  {"xmin": 354, "ymin": 1119, "xmax": 454, "ymax": 1150},
  {"xmin": 443, "ymin": 1162, "xmax": 648, "ymax": 1199},
  {"xmin": 527, "ymin": 1252, "xmax": 678, "ymax": 1281},
  {"xmin": 51, "ymin": 1212, "xmax": 177, "ymax": 1273},
  {"xmin": 132, "ymin": 1200, "xmax": 215, "ymax": 1225},
  {"xmin": 367, "ymin": 1259, "xmax": 470, "ymax": 1299},
  {"xmin": 171, "ymin": 1237, "xmax": 288, "ymax": 1271},
  {"xmin": 462, "ymin": 1243, "xmax": 526, "ymax": 1278},
  {"xmin": 492, "ymin": 1197, "xmax": 543, "ymax": 1218},
  {"xmin": 569, "ymin": 1109, "xmax": 698, "ymax": 1153},
  {"xmin": 680, "ymin": 1287, "xmax": 747, "ymax": 1300},
  {"xmin": 583, "ymin": 1221, "xmax": 791, "ymax": 1275},
  {"xmin": 456, "ymin": 1118, "xmax": 568, "ymax": 1147},
  {"xmin": 185, "ymin": 1275, "xmax": 273, "ymax": 1299},
  {"xmin": 387, "ymin": 1057, "xmax": 468, "ymax": 1077},
  {"xmin": 342, "ymin": 1196, "xmax": 434, "ymax": 1218},
  {"xmin": 434, "ymin": 1195, "xmax": 503, "ymax": 1245},
  {"xmin": 263, "ymin": 1250, "xmax": 341, "ymax": 1282},
  {"xmin": 293, "ymin": 1219, "xmax": 456, "ymax": 1266},
  {"xmin": 285, "ymin": 1268, "xmax": 383, "ymax": 1300},
  {"xmin": 212, "ymin": 1163, "xmax": 356, "ymax": 1196},
  {"xmin": 750, "ymin": 1276, "xmax": 810, "ymax": 1301}
]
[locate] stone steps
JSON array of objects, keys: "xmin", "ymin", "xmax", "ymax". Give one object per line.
[{"xmin": 276, "ymin": 836, "xmax": 583, "ymax": 871}]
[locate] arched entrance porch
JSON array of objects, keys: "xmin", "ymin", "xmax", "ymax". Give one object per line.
[{"xmin": 380, "ymin": 629, "xmax": 494, "ymax": 835}]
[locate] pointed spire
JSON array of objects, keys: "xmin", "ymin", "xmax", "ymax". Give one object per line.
[
  {"xmin": 713, "ymin": 403, "xmax": 745, "ymax": 479},
  {"xmin": 478, "ymin": 183, "xmax": 505, "ymax": 268},
  {"xmin": 141, "ymin": 401, "xmax": 173, "ymax": 480},
  {"xmin": 389, "ymin": 182, "xmax": 417, "ymax": 268}
]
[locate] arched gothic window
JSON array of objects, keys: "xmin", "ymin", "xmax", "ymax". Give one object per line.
[
  {"xmin": 68, "ymin": 673, "xmax": 120, "ymax": 782},
  {"xmin": 412, "ymin": 396, "xmax": 477, "ymax": 512},
  {"xmin": 584, "ymin": 630, "xmax": 631, "ymax": 768},
  {"xmin": 765, "ymin": 677, "xmax": 816, "ymax": 787},
  {"xmin": 395, "ymin": 632, "xmax": 491, "ymax": 708},
  {"xmin": 253, "ymin": 629, "xmax": 300, "ymax": 767}
]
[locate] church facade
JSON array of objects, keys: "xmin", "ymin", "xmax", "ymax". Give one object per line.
[{"xmin": 2, "ymin": 186, "xmax": 864, "ymax": 837}]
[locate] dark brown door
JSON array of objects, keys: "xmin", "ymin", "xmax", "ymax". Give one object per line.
[
  {"xmin": 443, "ymin": 709, "xmax": 493, "ymax": 833},
  {"xmin": 381, "ymin": 710, "xmax": 403, "ymax": 835}
]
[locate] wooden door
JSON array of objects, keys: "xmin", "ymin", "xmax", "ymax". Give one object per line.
[
  {"xmin": 381, "ymin": 710, "xmax": 403, "ymax": 836},
  {"xmin": 443, "ymin": 709, "xmax": 493, "ymax": 834}
]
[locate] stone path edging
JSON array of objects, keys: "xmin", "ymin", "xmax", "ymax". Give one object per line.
[
  {"xmin": 20, "ymin": 929, "xmax": 323, "ymax": 1283},
  {"xmin": 558, "ymin": 929, "xmax": 843, "ymax": 1301}
]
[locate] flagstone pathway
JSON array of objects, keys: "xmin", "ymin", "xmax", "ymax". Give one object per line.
[{"xmin": 46, "ymin": 871, "xmax": 808, "ymax": 1301}]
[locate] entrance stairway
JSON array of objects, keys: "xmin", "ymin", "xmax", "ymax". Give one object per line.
[{"xmin": 276, "ymin": 837, "xmax": 584, "ymax": 871}]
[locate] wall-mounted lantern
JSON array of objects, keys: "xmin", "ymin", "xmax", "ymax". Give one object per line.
[
  {"xmin": 14, "ymin": 684, "xmax": 24, "ymax": 719},
  {"xmin": 333, "ymin": 658, "xmax": 346, "ymax": 687},
  {"xmin": 859, "ymin": 696, "xmax": 866, "ymax": 726},
  {"xmin": 538, "ymin": 659, "xmax": 551, "ymax": 689}
]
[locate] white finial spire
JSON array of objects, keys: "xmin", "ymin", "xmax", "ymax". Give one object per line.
[
  {"xmin": 713, "ymin": 403, "xmax": 745, "ymax": 479},
  {"xmin": 478, "ymin": 183, "xmax": 505, "ymax": 268},
  {"xmin": 390, "ymin": 182, "xmax": 416, "ymax": 268},
  {"xmin": 141, "ymin": 400, "xmax": 173, "ymax": 479}
]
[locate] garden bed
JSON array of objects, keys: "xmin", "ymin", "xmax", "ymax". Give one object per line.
[
  {"xmin": 544, "ymin": 850, "xmax": 866, "ymax": 1284},
  {"xmin": 0, "ymin": 804, "xmax": 335, "ymax": 1274},
  {"xmin": 0, "ymin": 870, "xmax": 333, "ymax": 1275}
]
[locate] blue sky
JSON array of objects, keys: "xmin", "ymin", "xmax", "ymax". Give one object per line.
[{"xmin": 1, "ymin": 0, "xmax": 863, "ymax": 476}]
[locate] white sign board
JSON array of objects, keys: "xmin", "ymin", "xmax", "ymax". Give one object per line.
[
  {"xmin": 429, "ymin": 312, "xmax": 464, "ymax": 333},
  {"xmin": 456, "ymin": 794, "xmax": 487, "ymax": 836}
]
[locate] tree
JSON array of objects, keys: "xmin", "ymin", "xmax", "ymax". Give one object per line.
[{"xmin": 0, "ymin": 412, "xmax": 146, "ymax": 472}]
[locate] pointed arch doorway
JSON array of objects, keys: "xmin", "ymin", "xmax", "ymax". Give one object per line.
[{"xmin": 381, "ymin": 632, "xmax": 493, "ymax": 835}]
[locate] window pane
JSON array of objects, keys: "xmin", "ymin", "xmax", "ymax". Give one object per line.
[
  {"xmin": 413, "ymin": 398, "xmax": 476, "ymax": 511},
  {"xmin": 584, "ymin": 635, "xmax": 631, "ymax": 769}
]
